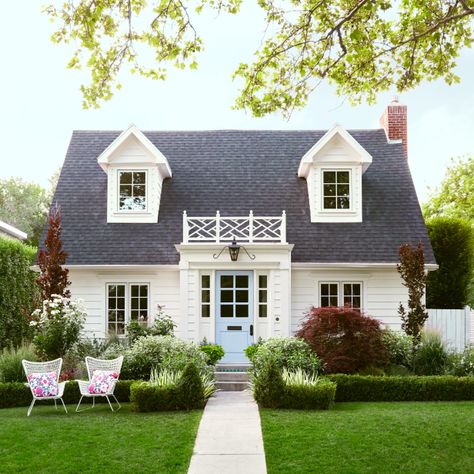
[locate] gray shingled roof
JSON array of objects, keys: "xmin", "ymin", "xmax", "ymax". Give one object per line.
[{"xmin": 49, "ymin": 129, "xmax": 435, "ymax": 265}]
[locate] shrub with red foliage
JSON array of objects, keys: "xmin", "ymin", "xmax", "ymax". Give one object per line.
[{"xmin": 296, "ymin": 307, "xmax": 388, "ymax": 374}]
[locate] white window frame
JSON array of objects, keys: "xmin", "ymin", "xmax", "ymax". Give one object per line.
[
  {"xmin": 321, "ymin": 168, "xmax": 352, "ymax": 212},
  {"xmin": 106, "ymin": 282, "xmax": 150, "ymax": 336},
  {"xmin": 257, "ymin": 273, "xmax": 269, "ymax": 318},
  {"xmin": 318, "ymin": 281, "xmax": 363, "ymax": 309},
  {"xmin": 200, "ymin": 273, "xmax": 211, "ymax": 318},
  {"xmin": 117, "ymin": 169, "xmax": 148, "ymax": 213}
]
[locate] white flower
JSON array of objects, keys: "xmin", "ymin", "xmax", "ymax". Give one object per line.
[{"xmin": 29, "ymin": 321, "xmax": 38, "ymax": 327}]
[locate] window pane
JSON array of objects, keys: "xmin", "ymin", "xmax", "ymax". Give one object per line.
[
  {"xmin": 236, "ymin": 290, "xmax": 248, "ymax": 303},
  {"xmin": 120, "ymin": 185, "xmax": 132, "ymax": 197},
  {"xmin": 337, "ymin": 171, "xmax": 350, "ymax": 184},
  {"xmin": 117, "ymin": 310, "xmax": 125, "ymax": 322},
  {"xmin": 131, "ymin": 310, "xmax": 138, "ymax": 320},
  {"xmin": 202, "ymin": 275, "xmax": 210, "ymax": 288},
  {"xmin": 321, "ymin": 297, "xmax": 329, "ymax": 307},
  {"xmin": 134, "ymin": 185, "xmax": 146, "ymax": 197},
  {"xmin": 220, "ymin": 305, "xmax": 233, "ymax": 317},
  {"xmin": 259, "ymin": 275, "xmax": 267, "ymax": 288},
  {"xmin": 329, "ymin": 296, "xmax": 338, "ymax": 306},
  {"xmin": 140, "ymin": 285, "xmax": 148, "ymax": 297},
  {"xmin": 108, "ymin": 285, "xmax": 117, "ymax": 297},
  {"xmin": 131, "ymin": 298, "xmax": 138, "ymax": 309},
  {"xmin": 324, "ymin": 184, "xmax": 336, "ymax": 197},
  {"xmin": 117, "ymin": 285, "xmax": 125, "ymax": 297},
  {"xmin": 117, "ymin": 297, "xmax": 125, "ymax": 309},
  {"xmin": 329, "ymin": 284, "xmax": 338, "ymax": 296},
  {"xmin": 338, "ymin": 197, "xmax": 350, "ymax": 209},
  {"xmin": 343, "ymin": 284, "xmax": 351, "ymax": 296},
  {"xmin": 236, "ymin": 276, "xmax": 248, "ymax": 288},
  {"xmin": 221, "ymin": 290, "xmax": 233, "ymax": 303},
  {"xmin": 108, "ymin": 323, "xmax": 116, "ymax": 332},
  {"xmin": 131, "ymin": 285, "xmax": 139, "ymax": 297},
  {"xmin": 259, "ymin": 304, "xmax": 267, "ymax": 318},
  {"xmin": 201, "ymin": 305, "xmax": 210, "ymax": 318},
  {"xmin": 221, "ymin": 276, "xmax": 233, "ymax": 288},
  {"xmin": 338, "ymin": 184, "xmax": 349, "ymax": 196},
  {"xmin": 353, "ymin": 297, "xmax": 361, "ymax": 309},
  {"xmin": 202, "ymin": 289, "xmax": 210, "ymax": 303},
  {"xmin": 353, "ymin": 284, "xmax": 361, "ymax": 296},
  {"xmin": 321, "ymin": 284, "xmax": 328, "ymax": 295},
  {"xmin": 133, "ymin": 172, "xmax": 146, "ymax": 184},
  {"xmin": 324, "ymin": 197, "xmax": 336, "ymax": 209},
  {"xmin": 259, "ymin": 290, "xmax": 267, "ymax": 303},
  {"xmin": 109, "ymin": 299, "xmax": 116, "ymax": 310},
  {"xmin": 324, "ymin": 171, "xmax": 336, "ymax": 183},
  {"xmin": 108, "ymin": 310, "xmax": 116, "ymax": 321},
  {"xmin": 116, "ymin": 324, "xmax": 125, "ymax": 335},
  {"xmin": 140, "ymin": 297, "xmax": 147, "ymax": 310},
  {"xmin": 235, "ymin": 304, "xmax": 248, "ymax": 318},
  {"xmin": 119, "ymin": 172, "xmax": 132, "ymax": 184}
]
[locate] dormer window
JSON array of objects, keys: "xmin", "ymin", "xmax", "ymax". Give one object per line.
[
  {"xmin": 97, "ymin": 125, "xmax": 172, "ymax": 224},
  {"xmin": 322, "ymin": 170, "xmax": 350, "ymax": 210},
  {"xmin": 119, "ymin": 170, "xmax": 147, "ymax": 211},
  {"xmin": 298, "ymin": 125, "xmax": 372, "ymax": 223}
]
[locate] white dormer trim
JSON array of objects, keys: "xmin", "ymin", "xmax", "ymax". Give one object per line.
[
  {"xmin": 298, "ymin": 124, "xmax": 372, "ymax": 178},
  {"xmin": 298, "ymin": 125, "xmax": 373, "ymax": 223},
  {"xmin": 97, "ymin": 124, "xmax": 172, "ymax": 223},
  {"xmin": 98, "ymin": 124, "xmax": 172, "ymax": 178}
]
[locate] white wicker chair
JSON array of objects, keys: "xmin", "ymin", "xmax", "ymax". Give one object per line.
[
  {"xmin": 75, "ymin": 356, "xmax": 123, "ymax": 412},
  {"xmin": 22, "ymin": 358, "xmax": 68, "ymax": 416}
]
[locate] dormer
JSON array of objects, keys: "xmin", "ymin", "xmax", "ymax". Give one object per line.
[
  {"xmin": 298, "ymin": 125, "xmax": 372, "ymax": 223},
  {"xmin": 97, "ymin": 125, "xmax": 172, "ymax": 223}
]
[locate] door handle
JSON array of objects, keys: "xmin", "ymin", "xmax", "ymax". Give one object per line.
[{"xmin": 250, "ymin": 324, "xmax": 254, "ymax": 336}]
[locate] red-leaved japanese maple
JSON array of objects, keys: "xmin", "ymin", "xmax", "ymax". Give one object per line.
[
  {"xmin": 36, "ymin": 205, "xmax": 71, "ymax": 300},
  {"xmin": 296, "ymin": 306, "xmax": 388, "ymax": 374}
]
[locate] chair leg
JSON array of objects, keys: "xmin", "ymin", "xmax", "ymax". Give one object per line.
[
  {"xmin": 92, "ymin": 397, "xmax": 95, "ymax": 408},
  {"xmin": 105, "ymin": 395, "xmax": 115, "ymax": 412},
  {"xmin": 59, "ymin": 398, "xmax": 68, "ymax": 414},
  {"xmin": 75, "ymin": 395, "xmax": 84, "ymax": 412},
  {"xmin": 27, "ymin": 399, "xmax": 36, "ymax": 417},
  {"xmin": 112, "ymin": 394, "xmax": 121, "ymax": 411},
  {"xmin": 54, "ymin": 399, "xmax": 58, "ymax": 410}
]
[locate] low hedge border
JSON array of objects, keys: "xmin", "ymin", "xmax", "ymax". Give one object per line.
[
  {"xmin": 327, "ymin": 375, "xmax": 474, "ymax": 402},
  {"xmin": 0, "ymin": 380, "xmax": 135, "ymax": 409},
  {"xmin": 280, "ymin": 381, "xmax": 336, "ymax": 410},
  {"xmin": 130, "ymin": 381, "xmax": 206, "ymax": 412}
]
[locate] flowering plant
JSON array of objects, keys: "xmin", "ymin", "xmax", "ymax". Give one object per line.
[{"xmin": 31, "ymin": 295, "xmax": 86, "ymax": 359}]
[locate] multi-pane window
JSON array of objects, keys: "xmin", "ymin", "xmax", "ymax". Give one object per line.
[
  {"xmin": 319, "ymin": 282, "xmax": 362, "ymax": 309},
  {"xmin": 107, "ymin": 283, "xmax": 149, "ymax": 335},
  {"xmin": 320, "ymin": 283, "xmax": 339, "ymax": 307},
  {"xmin": 323, "ymin": 170, "xmax": 350, "ymax": 210},
  {"xmin": 119, "ymin": 171, "xmax": 146, "ymax": 211},
  {"xmin": 130, "ymin": 284, "xmax": 149, "ymax": 323},
  {"xmin": 343, "ymin": 283, "xmax": 361, "ymax": 309},
  {"xmin": 201, "ymin": 275, "xmax": 211, "ymax": 318},
  {"xmin": 107, "ymin": 284, "xmax": 126, "ymax": 335},
  {"xmin": 258, "ymin": 275, "xmax": 268, "ymax": 318}
]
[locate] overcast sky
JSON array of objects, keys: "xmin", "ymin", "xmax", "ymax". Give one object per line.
[{"xmin": 1, "ymin": 2, "xmax": 473, "ymax": 203}]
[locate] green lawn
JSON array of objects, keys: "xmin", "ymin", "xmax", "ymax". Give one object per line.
[
  {"xmin": 261, "ymin": 402, "xmax": 474, "ymax": 474},
  {"xmin": 0, "ymin": 403, "xmax": 202, "ymax": 473}
]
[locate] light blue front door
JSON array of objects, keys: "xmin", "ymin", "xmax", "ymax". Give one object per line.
[{"xmin": 215, "ymin": 271, "xmax": 254, "ymax": 363}]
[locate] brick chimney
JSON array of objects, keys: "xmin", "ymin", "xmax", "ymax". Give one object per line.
[{"xmin": 379, "ymin": 96, "xmax": 408, "ymax": 158}]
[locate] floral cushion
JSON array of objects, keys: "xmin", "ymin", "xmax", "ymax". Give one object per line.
[
  {"xmin": 27, "ymin": 371, "xmax": 58, "ymax": 398},
  {"xmin": 88, "ymin": 370, "xmax": 119, "ymax": 394}
]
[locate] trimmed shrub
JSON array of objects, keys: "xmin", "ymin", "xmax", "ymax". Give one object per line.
[
  {"xmin": 412, "ymin": 331, "xmax": 449, "ymax": 375},
  {"xmin": 244, "ymin": 338, "xmax": 264, "ymax": 362},
  {"xmin": 381, "ymin": 329, "xmax": 413, "ymax": 369},
  {"xmin": 282, "ymin": 380, "xmax": 336, "ymax": 410},
  {"xmin": 426, "ymin": 217, "xmax": 473, "ymax": 309},
  {"xmin": 0, "ymin": 343, "xmax": 38, "ymax": 383},
  {"xmin": 0, "ymin": 237, "xmax": 39, "ymax": 350},
  {"xmin": 328, "ymin": 374, "xmax": 474, "ymax": 402},
  {"xmin": 251, "ymin": 337, "xmax": 320, "ymax": 375},
  {"xmin": 296, "ymin": 307, "xmax": 388, "ymax": 374},
  {"xmin": 131, "ymin": 364, "xmax": 206, "ymax": 412},
  {"xmin": 176, "ymin": 363, "xmax": 205, "ymax": 410},
  {"xmin": 125, "ymin": 306, "xmax": 176, "ymax": 345},
  {"xmin": 199, "ymin": 343, "xmax": 225, "ymax": 365},
  {"xmin": 251, "ymin": 357, "xmax": 285, "ymax": 408}
]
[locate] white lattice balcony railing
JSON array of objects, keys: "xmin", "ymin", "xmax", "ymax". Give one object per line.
[{"xmin": 182, "ymin": 210, "xmax": 287, "ymax": 244}]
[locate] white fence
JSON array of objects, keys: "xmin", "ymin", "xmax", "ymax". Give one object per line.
[{"xmin": 426, "ymin": 307, "xmax": 473, "ymax": 352}]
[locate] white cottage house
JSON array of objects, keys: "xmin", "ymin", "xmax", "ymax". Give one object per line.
[{"xmin": 46, "ymin": 99, "xmax": 436, "ymax": 362}]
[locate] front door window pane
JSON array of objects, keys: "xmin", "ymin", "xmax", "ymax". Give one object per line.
[
  {"xmin": 235, "ymin": 304, "xmax": 248, "ymax": 318},
  {"xmin": 221, "ymin": 305, "xmax": 233, "ymax": 317},
  {"xmin": 235, "ymin": 276, "xmax": 248, "ymax": 288}
]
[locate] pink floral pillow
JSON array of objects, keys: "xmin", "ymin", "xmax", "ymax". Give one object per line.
[
  {"xmin": 88, "ymin": 370, "xmax": 119, "ymax": 394},
  {"xmin": 27, "ymin": 371, "xmax": 58, "ymax": 398}
]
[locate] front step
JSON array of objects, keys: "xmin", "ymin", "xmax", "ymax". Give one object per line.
[{"xmin": 215, "ymin": 364, "xmax": 250, "ymax": 391}]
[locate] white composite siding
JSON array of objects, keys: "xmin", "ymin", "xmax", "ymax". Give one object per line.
[
  {"xmin": 291, "ymin": 267, "xmax": 408, "ymax": 333},
  {"xmin": 69, "ymin": 268, "xmax": 180, "ymax": 339}
]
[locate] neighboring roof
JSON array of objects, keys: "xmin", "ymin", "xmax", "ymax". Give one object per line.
[
  {"xmin": 48, "ymin": 129, "xmax": 436, "ymax": 265},
  {"xmin": 0, "ymin": 220, "xmax": 27, "ymax": 240}
]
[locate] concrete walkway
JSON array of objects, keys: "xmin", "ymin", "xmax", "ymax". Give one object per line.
[{"xmin": 187, "ymin": 391, "xmax": 267, "ymax": 474}]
